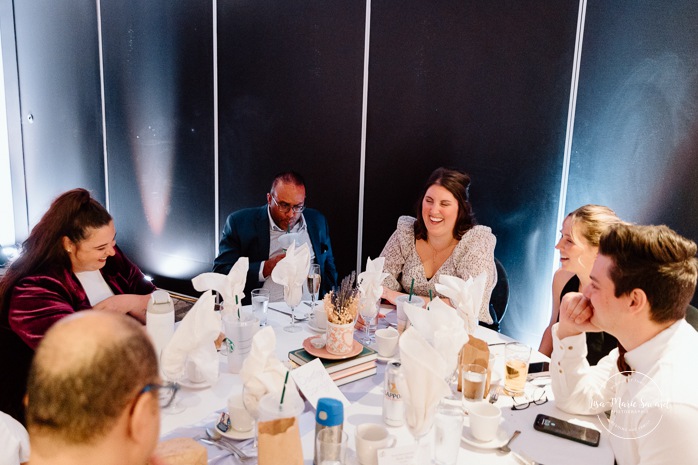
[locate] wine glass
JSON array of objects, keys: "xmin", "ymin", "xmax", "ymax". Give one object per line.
[
  {"xmin": 404, "ymin": 399, "xmax": 436, "ymax": 465},
  {"xmin": 359, "ymin": 297, "xmax": 379, "ymax": 345},
  {"xmin": 283, "ymin": 283, "xmax": 303, "ymax": 333},
  {"xmin": 307, "ymin": 264, "xmax": 321, "ymax": 311},
  {"xmin": 242, "ymin": 385, "xmax": 261, "ymax": 451}
]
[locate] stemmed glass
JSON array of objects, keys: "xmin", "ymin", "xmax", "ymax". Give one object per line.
[
  {"xmin": 359, "ymin": 297, "xmax": 379, "ymax": 345},
  {"xmin": 283, "ymin": 284, "xmax": 303, "ymax": 333},
  {"xmin": 404, "ymin": 400, "xmax": 435, "ymax": 465},
  {"xmin": 242, "ymin": 385, "xmax": 261, "ymax": 451},
  {"xmin": 307, "ymin": 264, "xmax": 321, "ymax": 311}
]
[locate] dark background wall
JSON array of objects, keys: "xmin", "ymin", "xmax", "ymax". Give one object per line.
[{"xmin": 3, "ymin": 0, "xmax": 697, "ymax": 345}]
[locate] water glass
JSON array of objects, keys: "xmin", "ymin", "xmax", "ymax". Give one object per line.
[
  {"xmin": 251, "ymin": 288, "xmax": 270, "ymax": 326},
  {"xmin": 433, "ymin": 402, "xmax": 464, "ymax": 465},
  {"xmin": 461, "ymin": 364, "xmax": 487, "ymax": 411}
]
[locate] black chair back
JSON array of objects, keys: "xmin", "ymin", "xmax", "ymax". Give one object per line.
[{"xmin": 481, "ymin": 258, "xmax": 509, "ymax": 332}]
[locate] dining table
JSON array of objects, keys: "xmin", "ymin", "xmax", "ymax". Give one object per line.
[{"xmin": 160, "ymin": 302, "xmax": 615, "ymax": 465}]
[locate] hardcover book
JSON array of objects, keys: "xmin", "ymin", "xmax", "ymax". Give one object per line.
[{"xmin": 288, "ymin": 345, "xmax": 378, "ymax": 374}]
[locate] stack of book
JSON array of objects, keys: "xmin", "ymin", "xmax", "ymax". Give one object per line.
[{"xmin": 288, "ymin": 345, "xmax": 378, "ymax": 386}]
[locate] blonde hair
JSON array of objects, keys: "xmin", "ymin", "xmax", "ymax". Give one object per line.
[{"xmin": 567, "ymin": 204, "xmax": 623, "ymax": 247}]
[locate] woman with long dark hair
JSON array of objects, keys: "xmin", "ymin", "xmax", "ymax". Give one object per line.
[
  {"xmin": 0, "ymin": 188, "xmax": 155, "ymax": 423},
  {"xmin": 379, "ymin": 167, "xmax": 497, "ymax": 324}
]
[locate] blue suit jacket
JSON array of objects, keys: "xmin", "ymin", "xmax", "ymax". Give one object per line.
[{"xmin": 213, "ymin": 206, "xmax": 338, "ymax": 303}]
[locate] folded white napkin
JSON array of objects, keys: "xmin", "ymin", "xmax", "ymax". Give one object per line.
[
  {"xmin": 397, "ymin": 328, "xmax": 451, "ymax": 438},
  {"xmin": 435, "ymin": 272, "xmax": 490, "ymax": 331},
  {"xmin": 357, "ymin": 256, "xmax": 389, "ymax": 306},
  {"xmin": 192, "ymin": 257, "xmax": 249, "ymax": 316},
  {"xmin": 161, "ymin": 290, "xmax": 221, "ymax": 384},
  {"xmin": 271, "ymin": 242, "xmax": 310, "ymax": 308},
  {"xmin": 240, "ymin": 326, "xmax": 293, "ymax": 415},
  {"xmin": 402, "ymin": 297, "xmax": 468, "ymax": 379}
]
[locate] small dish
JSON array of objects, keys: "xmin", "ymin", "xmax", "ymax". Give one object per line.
[
  {"xmin": 216, "ymin": 424, "xmax": 255, "ymax": 441},
  {"xmin": 306, "ymin": 320, "xmax": 326, "ymax": 333},
  {"xmin": 376, "ymin": 354, "xmax": 398, "ymax": 363},
  {"xmin": 310, "ymin": 336, "xmax": 326, "ymax": 349},
  {"xmin": 461, "ymin": 426, "xmax": 510, "ymax": 449},
  {"xmin": 302, "ymin": 337, "xmax": 363, "ymax": 360},
  {"xmin": 176, "ymin": 377, "xmax": 213, "ymax": 390}
]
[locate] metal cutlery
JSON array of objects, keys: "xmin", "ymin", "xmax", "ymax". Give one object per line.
[
  {"xmin": 202, "ymin": 427, "xmax": 254, "ymax": 461},
  {"xmin": 267, "ymin": 306, "xmax": 308, "ymax": 321},
  {"xmin": 498, "ymin": 430, "xmax": 520, "ymax": 453}
]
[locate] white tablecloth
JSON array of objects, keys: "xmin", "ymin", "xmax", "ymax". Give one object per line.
[{"xmin": 160, "ymin": 303, "xmax": 614, "ymax": 465}]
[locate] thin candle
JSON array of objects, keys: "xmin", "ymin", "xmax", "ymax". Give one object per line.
[
  {"xmin": 279, "ymin": 370, "xmax": 290, "ymax": 408},
  {"xmin": 408, "ymin": 278, "xmax": 415, "ymax": 302}
]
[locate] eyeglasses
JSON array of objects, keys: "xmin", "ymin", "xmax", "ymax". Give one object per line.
[
  {"xmin": 140, "ymin": 382, "xmax": 179, "ymax": 408},
  {"xmin": 511, "ymin": 387, "xmax": 548, "ymax": 410},
  {"xmin": 271, "ymin": 195, "xmax": 305, "ymax": 213}
]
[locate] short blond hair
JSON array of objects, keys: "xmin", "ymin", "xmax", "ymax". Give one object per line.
[{"xmin": 567, "ymin": 204, "xmax": 624, "ymax": 247}]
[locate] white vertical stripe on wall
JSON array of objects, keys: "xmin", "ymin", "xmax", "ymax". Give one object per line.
[
  {"xmin": 356, "ymin": 0, "xmax": 372, "ymax": 274},
  {"xmin": 213, "ymin": 0, "xmax": 220, "ymax": 256},
  {"xmin": 96, "ymin": 0, "xmax": 110, "ymax": 210},
  {"xmin": 553, "ymin": 0, "xmax": 587, "ymax": 271}
]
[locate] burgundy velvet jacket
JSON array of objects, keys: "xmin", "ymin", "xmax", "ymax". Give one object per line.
[{"xmin": 0, "ymin": 245, "xmax": 155, "ymax": 423}]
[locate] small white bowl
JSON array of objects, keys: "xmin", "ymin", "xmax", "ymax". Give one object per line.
[{"xmin": 310, "ymin": 336, "xmax": 326, "ymax": 349}]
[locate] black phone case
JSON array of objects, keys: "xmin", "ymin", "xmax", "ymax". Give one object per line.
[{"xmin": 534, "ymin": 414, "xmax": 600, "ymax": 447}]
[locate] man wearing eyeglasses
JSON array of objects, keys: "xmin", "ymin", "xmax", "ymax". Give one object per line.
[
  {"xmin": 551, "ymin": 224, "xmax": 698, "ymax": 465},
  {"xmin": 23, "ymin": 311, "xmax": 170, "ymax": 465},
  {"xmin": 214, "ymin": 171, "xmax": 338, "ymax": 303}
]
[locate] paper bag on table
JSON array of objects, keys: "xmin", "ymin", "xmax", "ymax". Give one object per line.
[
  {"xmin": 457, "ymin": 335, "xmax": 491, "ymax": 397},
  {"xmin": 258, "ymin": 417, "xmax": 303, "ymax": 465}
]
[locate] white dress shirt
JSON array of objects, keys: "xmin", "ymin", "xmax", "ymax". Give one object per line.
[
  {"xmin": 259, "ymin": 207, "xmax": 315, "ymax": 302},
  {"xmin": 0, "ymin": 411, "xmax": 29, "ymax": 465},
  {"xmin": 550, "ymin": 320, "xmax": 698, "ymax": 465}
]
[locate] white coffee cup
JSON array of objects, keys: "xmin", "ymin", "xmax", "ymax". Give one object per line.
[
  {"xmin": 468, "ymin": 403, "xmax": 502, "ymax": 442},
  {"xmin": 313, "ymin": 304, "xmax": 328, "ymax": 330},
  {"xmin": 227, "ymin": 393, "xmax": 254, "ymax": 432},
  {"xmin": 355, "ymin": 423, "xmax": 397, "ymax": 465},
  {"xmin": 375, "ymin": 327, "xmax": 399, "ymax": 357}
]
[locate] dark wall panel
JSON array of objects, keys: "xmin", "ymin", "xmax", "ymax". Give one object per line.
[
  {"xmin": 567, "ymin": 0, "xmax": 698, "ymax": 303},
  {"xmin": 13, "ymin": 0, "xmax": 104, "ymax": 226},
  {"xmin": 364, "ymin": 1, "xmax": 580, "ymax": 343},
  {"xmin": 217, "ymin": 0, "xmax": 366, "ymax": 281},
  {"xmin": 101, "ymin": 0, "xmax": 215, "ymax": 295}
]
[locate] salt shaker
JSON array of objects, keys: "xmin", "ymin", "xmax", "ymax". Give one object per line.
[{"xmin": 145, "ymin": 289, "xmax": 175, "ymax": 359}]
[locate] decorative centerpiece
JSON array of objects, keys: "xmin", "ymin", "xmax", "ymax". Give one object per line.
[{"xmin": 322, "ymin": 272, "xmax": 359, "ymax": 355}]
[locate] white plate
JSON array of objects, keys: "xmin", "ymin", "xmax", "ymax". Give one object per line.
[
  {"xmin": 176, "ymin": 377, "xmax": 213, "ymax": 390},
  {"xmin": 461, "ymin": 426, "xmax": 509, "ymax": 449},
  {"xmin": 217, "ymin": 424, "xmax": 255, "ymax": 440},
  {"xmin": 376, "ymin": 354, "xmax": 399, "ymax": 363},
  {"xmin": 306, "ymin": 320, "xmax": 326, "ymax": 333}
]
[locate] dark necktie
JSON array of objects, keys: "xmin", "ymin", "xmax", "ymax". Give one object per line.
[{"xmin": 616, "ymin": 343, "xmax": 633, "ymax": 376}]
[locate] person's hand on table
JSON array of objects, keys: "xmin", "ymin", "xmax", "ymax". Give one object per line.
[
  {"xmin": 92, "ymin": 293, "xmax": 151, "ymax": 324},
  {"xmin": 557, "ymin": 292, "xmax": 600, "ymax": 339},
  {"xmin": 262, "ymin": 252, "xmax": 286, "ymax": 278}
]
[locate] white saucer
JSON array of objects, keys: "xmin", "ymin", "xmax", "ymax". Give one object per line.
[
  {"xmin": 461, "ymin": 426, "xmax": 509, "ymax": 449},
  {"xmin": 217, "ymin": 424, "xmax": 255, "ymax": 440},
  {"xmin": 176, "ymin": 377, "xmax": 213, "ymax": 390},
  {"xmin": 376, "ymin": 354, "xmax": 399, "ymax": 363},
  {"xmin": 306, "ymin": 320, "xmax": 326, "ymax": 333}
]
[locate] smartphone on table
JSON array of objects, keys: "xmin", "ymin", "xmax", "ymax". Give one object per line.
[{"xmin": 534, "ymin": 413, "xmax": 601, "ymax": 447}]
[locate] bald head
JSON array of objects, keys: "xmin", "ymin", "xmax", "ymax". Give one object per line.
[{"xmin": 26, "ymin": 312, "xmax": 159, "ymax": 443}]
